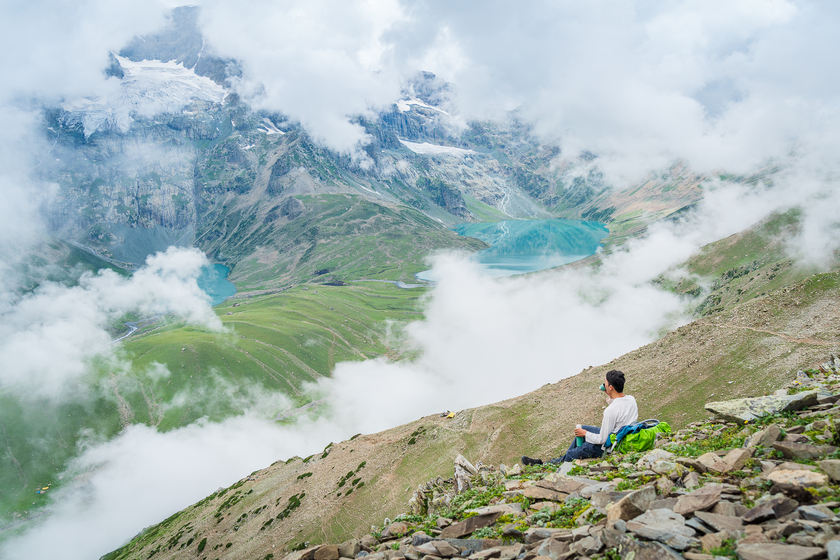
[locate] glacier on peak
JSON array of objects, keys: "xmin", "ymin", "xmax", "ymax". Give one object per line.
[{"xmin": 60, "ymin": 54, "xmax": 227, "ymax": 137}]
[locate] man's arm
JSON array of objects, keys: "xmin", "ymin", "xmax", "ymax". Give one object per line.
[{"xmin": 585, "ymin": 405, "xmax": 617, "ymax": 445}]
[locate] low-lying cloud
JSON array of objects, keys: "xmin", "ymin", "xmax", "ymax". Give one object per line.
[{"xmin": 0, "ymin": 247, "xmax": 222, "ymax": 399}]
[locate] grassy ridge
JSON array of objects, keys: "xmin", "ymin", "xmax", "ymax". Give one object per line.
[{"xmin": 0, "ymin": 282, "xmax": 425, "ymax": 525}]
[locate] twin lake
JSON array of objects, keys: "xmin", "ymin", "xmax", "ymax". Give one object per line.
[{"xmin": 199, "ymin": 218, "xmax": 608, "ymax": 304}]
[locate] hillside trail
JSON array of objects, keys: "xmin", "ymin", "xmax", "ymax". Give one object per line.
[{"xmin": 709, "ymin": 320, "xmax": 837, "ymax": 347}]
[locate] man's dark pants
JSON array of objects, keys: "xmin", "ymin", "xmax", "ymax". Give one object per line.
[{"xmin": 548, "ymin": 425, "xmax": 604, "ymax": 463}]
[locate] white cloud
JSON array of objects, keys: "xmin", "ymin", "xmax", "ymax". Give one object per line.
[{"xmin": 0, "ymin": 247, "xmax": 222, "ymax": 399}]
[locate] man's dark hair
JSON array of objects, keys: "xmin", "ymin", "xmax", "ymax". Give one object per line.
[{"xmin": 606, "ymin": 370, "xmax": 625, "ymax": 393}]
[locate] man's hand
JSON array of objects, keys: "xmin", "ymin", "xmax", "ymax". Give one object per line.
[{"xmin": 574, "ymin": 427, "xmax": 587, "ymax": 437}]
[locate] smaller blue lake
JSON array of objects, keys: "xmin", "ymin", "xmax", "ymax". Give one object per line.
[
  {"xmin": 417, "ymin": 218, "xmax": 608, "ymax": 281},
  {"xmin": 197, "ymin": 263, "xmax": 237, "ymax": 306}
]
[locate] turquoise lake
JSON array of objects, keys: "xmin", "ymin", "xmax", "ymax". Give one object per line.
[
  {"xmin": 197, "ymin": 263, "xmax": 237, "ymax": 306},
  {"xmin": 417, "ymin": 218, "xmax": 609, "ymax": 280}
]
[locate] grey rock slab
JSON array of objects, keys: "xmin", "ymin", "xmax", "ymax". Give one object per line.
[
  {"xmin": 797, "ymin": 504, "xmax": 835, "ymax": 522},
  {"xmin": 535, "ymin": 539, "xmax": 569, "ymax": 560},
  {"xmin": 570, "ymin": 535, "xmax": 603, "ymax": 556},
  {"xmin": 685, "ymin": 517, "xmax": 714, "ymax": 534},
  {"xmin": 677, "ymin": 456, "xmax": 708, "ymax": 474},
  {"xmin": 600, "ymin": 527, "xmax": 684, "ymax": 559},
  {"xmin": 522, "ymin": 486, "xmax": 565, "ymax": 502},
  {"xmin": 674, "ymin": 484, "xmax": 723, "ymax": 516},
  {"xmin": 705, "ymin": 390, "xmax": 820, "ymax": 423},
  {"xmin": 626, "ymin": 509, "xmax": 698, "ymax": 550},
  {"xmin": 467, "ymin": 504, "xmax": 524, "ymax": 516},
  {"xmin": 722, "ymin": 448, "xmax": 753, "ymax": 470},
  {"xmin": 440, "ymin": 513, "xmax": 502, "ymax": 539},
  {"xmin": 745, "ymin": 424, "xmax": 782, "ymax": 448},
  {"xmin": 772, "ymin": 441, "xmax": 838, "ymax": 461},
  {"xmin": 650, "ymin": 497, "xmax": 678, "ymax": 511},
  {"xmin": 764, "ymin": 469, "xmax": 828, "ymax": 487},
  {"xmin": 819, "ymin": 459, "xmax": 840, "ymax": 482},
  {"xmin": 683, "ymin": 471, "xmax": 702, "ymax": 489},
  {"xmin": 743, "ymin": 497, "xmax": 799, "ymax": 523},
  {"xmin": 431, "ymin": 541, "xmax": 460, "ymax": 558},
  {"xmin": 694, "ymin": 510, "xmax": 745, "ymax": 532},
  {"xmin": 828, "ymin": 540, "xmax": 840, "ymax": 560},
  {"xmin": 736, "ymin": 542, "xmax": 828, "ymax": 560},
  {"xmin": 606, "ymin": 486, "xmax": 656, "ymax": 522}
]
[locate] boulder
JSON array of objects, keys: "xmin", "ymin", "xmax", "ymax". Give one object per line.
[
  {"xmin": 625, "ymin": 509, "xmax": 698, "ymax": 551},
  {"xmin": 440, "ymin": 512, "xmax": 502, "ymax": 539},
  {"xmin": 797, "ymin": 504, "xmax": 835, "ymax": 522},
  {"xmin": 771, "ymin": 441, "xmax": 838, "ymax": 461},
  {"xmin": 637, "ymin": 449, "xmax": 676, "ymax": 470},
  {"xmin": 430, "ymin": 541, "xmax": 460, "ymax": 557},
  {"xmin": 600, "ymin": 527, "xmax": 684, "ymax": 559},
  {"xmin": 735, "ymin": 543, "xmax": 828, "ymax": 560},
  {"xmin": 537, "ymin": 477, "xmax": 586, "ymax": 494},
  {"xmin": 819, "ymin": 459, "xmax": 840, "ymax": 482},
  {"xmin": 693, "ymin": 511, "xmax": 744, "ymax": 533},
  {"xmin": 676, "ymin": 457, "xmax": 707, "ymax": 474},
  {"xmin": 467, "ymin": 504, "xmax": 524, "ymax": 516},
  {"xmin": 697, "ymin": 452, "xmax": 733, "ymax": 474},
  {"xmin": 570, "ymin": 535, "xmax": 603, "ymax": 556},
  {"xmin": 535, "ymin": 538, "xmax": 569, "ymax": 560},
  {"xmin": 673, "ymin": 484, "xmax": 723, "ymax": 516},
  {"xmin": 745, "ymin": 424, "xmax": 782, "ymax": 448},
  {"xmin": 606, "ymin": 486, "xmax": 656, "ymax": 522},
  {"xmin": 338, "ymin": 540, "xmax": 361, "ymax": 558},
  {"xmin": 764, "ymin": 469, "xmax": 828, "ymax": 487},
  {"xmin": 743, "ymin": 497, "xmax": 799, "ymax": 523},
  {"xmin": 705, "ymin": 391, "xmax": 820, "ymax": 423},
  {"xmin": 522, "ymin": 486, "xmax": 565, "ymax": 502},
  {"xmin": 381, "ymin": 522, "xmax": 409, "ymax": 539},
  {"xmin": 314, "ymin": 546, "xmax": 340, "ymax": 560},
  {"xmin": 828, "ymin": 540, "xmax": 840, "ymax": 560},
  {"xmin": 721, "ymin": 448, "xmax": 752, "ymax": 470},
  {"xmin": 711, "ymin": 501, "xmax": 749, "ymax": 517},
  {"xmin": 683, "ymin": 471, "xmax": 702, "ymax": 489}
]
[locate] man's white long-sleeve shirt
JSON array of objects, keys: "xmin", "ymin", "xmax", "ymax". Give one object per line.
[{"xmin": 585, "ymin": 395, "xmax": 638, "ymax": 446}]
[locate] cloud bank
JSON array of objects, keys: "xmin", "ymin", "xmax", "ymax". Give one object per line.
[{"xmin": 0, "ymin": 247, "xmax": 222, "ymax": 399}]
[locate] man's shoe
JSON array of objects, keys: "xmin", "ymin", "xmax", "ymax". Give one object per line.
[{"xmin": 521, "ymin": 455, "xmax": 543, "ymax": 466}]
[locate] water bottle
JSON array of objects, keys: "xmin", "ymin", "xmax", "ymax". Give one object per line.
[{"xmin": 575, "ymin": 424, "xmax": 584, "ymax": 447}]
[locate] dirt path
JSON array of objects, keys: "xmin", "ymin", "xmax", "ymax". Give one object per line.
[{"xmin": 721, "ymin": 322, "xmax": 838, "ymax": 347}]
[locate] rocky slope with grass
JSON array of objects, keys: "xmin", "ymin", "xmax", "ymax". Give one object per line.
[
  {"xmin": 109, "ymin": 359, "xmax": 840, "ymax": 560},
  {"xmin": 101, "ymin": 263, "xmax": 840, "ymax": 560}
]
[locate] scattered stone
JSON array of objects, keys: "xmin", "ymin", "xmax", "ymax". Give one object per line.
[
  {"xmin": 676, "ymin": 457, "xmax": 708, "ymax": 474},
  {"xmin": 697, "ymin": 452, "xmax": 733, "ymax": 474},
  {"xmin": 606, "ymin": 486, "xmax": 655, "ymax": 522},
  {"xmin": 764, "ymin": 469, "xmax": 828, "ymax": 487},
  {"xmin": 535, "ymin": 538, "xmax": 569, "ymax": 560},
  {"xmin": 827, "ymin": 540, "xmax": 840, "ymax": 560},
  {"xmin": 819, "ymin": 459, "xmax": 840, "ymax": 482},
  {"xmin": 673, "ymin": 484, "xmax": 722, "ymax": 516},
  {"xmin": 683, "ymin": 471, "xmax": 702, "ymax": 489},
  {"xmin": 771, "ymin": 441, "xmax": 838, "ymax": 461},
  {"xmin": 440, "ymin": 513, "xmax": 502, "ymax": 539},
  {"xmin": 381, "ymin": 522, "xmax": 409, "ymax": 539},
  {"xmin": 339, "ymin": 540, "xmax": 361, "ymax": 558},
  {"xmin": 693, "ymin": 510, "xmax": 744, "ymax": 532},
  {"xmin": 736, "ymin": 542, "xmax": 828, "ymax": 560},
  {"xmin": 721, "ymin": 447, "xmax": 752, "ymax": 470},
  {"xmin": 569, "ymin": 535, "xmax": 602, "ymax": 556},
  {"xmin": 743, "ymin": 496, "xmax": 799, "ymax": 523},
  {"xmin": 745, "ymin": 424, "xmax": 782, "ymax": 448},
  {"xmin": 705, "ymin": 391, "xmax": 820, "ymax": 423},
  {"xmin": 797, "ymin": 504, "xmax": 835, "ymax": 522},
  {"xmin": 600, "ymin": 527, "xmax": 684, "ymax": 559},
  {"xmin": 314, "ymin": 545, "xmax": 340, "ymax": 560},
  {"xmin": 626, "ymin": 509, "xmax": 698, "ymax": 550},
  {"xmin": 522, "ymin": 487, "xmax": 565, "ymax": 502}
]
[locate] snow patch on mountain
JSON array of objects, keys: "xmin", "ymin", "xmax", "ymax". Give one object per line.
[
  {"xmin": 398, "ymin": 139, "xmax": 476, "ymax": 157},
  {"xmin": 395, "ymin": 98, "xmax": 451, "ymax": 117},
  {"xmin": 61, "ymin": 54, "xmax": 227, "ymax": 137}
]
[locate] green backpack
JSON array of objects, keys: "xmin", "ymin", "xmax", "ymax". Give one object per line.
[{"xmin": 608, "ymin": 421, "xmax": 672, "ymax": 454}]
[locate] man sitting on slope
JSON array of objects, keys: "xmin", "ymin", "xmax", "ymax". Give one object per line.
[{"xmin": 521, "ymin": 369, "xmax": 638, "ymax": 465}]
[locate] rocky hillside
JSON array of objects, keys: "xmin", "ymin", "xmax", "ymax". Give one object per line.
[{"xmin": 101, "ymin": 266, "xmax": 840, "ymax": 560}]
